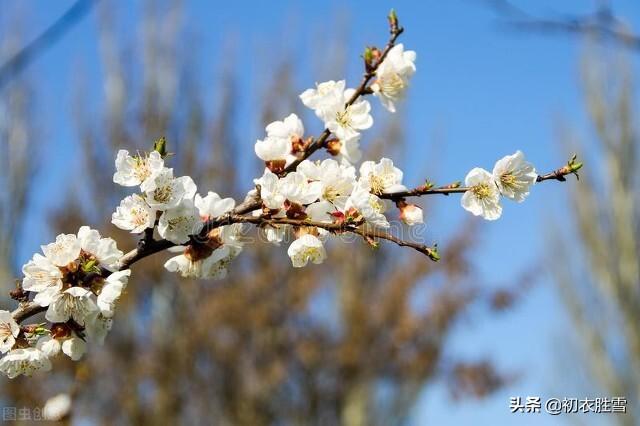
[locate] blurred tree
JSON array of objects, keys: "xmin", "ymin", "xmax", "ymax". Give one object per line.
[
  {"xmin": 0, "ymin": 12, "xmax": 37, "ymax": 295},
  {"xmin": 1, "ymin": 2, "xmax": 513, "ymax": 424},
  {"xmin": 551, "ymin": 47, "xmax": 639, "ymax": 425}
]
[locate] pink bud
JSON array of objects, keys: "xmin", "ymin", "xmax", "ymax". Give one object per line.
[{"xmin": 399, "ymin": 203, "xmax": 423, "ymax": 225}]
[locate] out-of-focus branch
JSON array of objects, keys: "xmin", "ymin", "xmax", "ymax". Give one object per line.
[
  {"xmin": 0, "ymin": 0, "xmax": 97, "ymax": 89},
  {"xmin": 481, "ymin": 0, "xmax": 640, "ymax": 52}
]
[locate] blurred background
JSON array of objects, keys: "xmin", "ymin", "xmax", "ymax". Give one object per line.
[{"xmin": 0, "ymin": 0, "xmax": 639, "ymax": 424}]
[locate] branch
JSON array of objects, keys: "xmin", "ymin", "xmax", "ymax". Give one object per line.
[
  {"xmin": 281, "ymin": 22, "xmax": 405, "ymax": 175},
  {"xmin": 378, "ymin": 156, "xmax": 583, "ymax": 201},
  {"xmin": 482, "ymin": 0, "xmax": 640, "ymax": 52},
  {"xmin": 228, "ymin": 214, "xmax": 440, "ymax": 261}
]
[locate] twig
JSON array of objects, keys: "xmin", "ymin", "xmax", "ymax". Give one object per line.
[{"xmin": 281, "ymin": 24, "xmax": 405, "ymax": 175}]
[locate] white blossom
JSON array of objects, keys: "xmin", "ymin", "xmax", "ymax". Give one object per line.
[
  {"xmin": 41, "ymin": 234, "xmax": 81, "ymax": 267},
  {"xmin": 399, "ymin": 203, "xmax": 424, "ymax": 225},
  {"xmin": 97, "ymin": 270, "xmax": 131, "ymax": 318},
  {"xmin": 254, "ymin": 169, "xmax": 286, "ymax": 210},
  {"xmin": 0, "ymin": 348, "xmax": 51, "ymax": 378},
  {"xmin": 84, "ymin": 314, "xmax": 112, "ymax": 345},
  {"xmin": 77, "ymin": 226, "xmax": 123, "ymax": 271},
  {"xmin": 287, "ymin": 234, "xmax": 327, "ymax": 268},
  {"xmin": 492, "ymin": 150, "xmax": 537, "ymax": 202},
  {"xmin": 143, "ymin": 168, "xmax": 197, "ymax": 210},
  {"xmin": 255, "ymin": 113, "xmax": 303, "ymax": 163},
  {"xmin": 164, "ymin": 244, "xmax": 241, "ymax": 279},
  {"xmin": 21, "ymin": 254, "xmax": 63, "ymax": 299},
  {"xmin": 158, "ymin": 200, "xmax": 202, "ymax": 244},
  {"xmin": 299, "ymin": 159, "xmax": 356, "ymax": 210},
  {"xmin": 36, "ymin": 336, "xmax": 61, "ymax": 357},
  {"xmin": 255, "ymin": 136, "xmax": 291, "ymax": 163},
  {"xmin": 61, "ymin": 336, "xmax": 86, "ymax": 361},
  {"xmin": 345, "ymin": 186, "xmax": 390, "ymax": 228},
  {"xmin": 300, "ymin": 80, "xmax": 373, "ymax": 142},
  {"xmin": 323, "ymin": 90, "xmax": 373, "ymax": 142},
  {"xmin": 300, "ymin": 80, "xmax": 346, "ymax": 113},
  {"xmin": 337, "ymin": 137, "xmax": 363, "ymax": 165},
  {"xmin": 113, "ymin": 149, "xmax": 164, "ymax": 187},
  {"xmin": 45, "ymin": 287, "xmax": 98, "ymax": 326},
  {"xmin": 43, "ymin": 393, "xmax": 72, "ymax": 421},
  {"xmin": 358, "ymin": 158, "xmax": 407, "ymax": 195},
  {"xmin": 280, "ymin": 172, "xmax": 322, "ymax": 205},
  {"xmin": 371, "ymin": 44, "xmax": 416, "ymax": 112},
  {"xmin": 112, "ymin": 194, "xmax": 157, "ymax": 233},
  {"xmin": 36, "ymin": 334, "xmax": 86, "ymax": 361},
  {"xmin": 461, "ymin": 167, "xmax": 502, "ymax": 220},
  {"xmin": 0, "ymin": 310, "xmax": 19, "ymax": 354},
  {"xmin": 195, "ymin": 191, "xmax": 235, "ymax": 219}
]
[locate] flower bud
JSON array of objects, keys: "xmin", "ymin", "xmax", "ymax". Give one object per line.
[
  {"xmin": 50, "ymin": 323, "xmax": 72, "ymax": 339},
  {"xmin": 399, "ymin": 202, "xmax": 423, "ymax": 225},
  {"xmin": 326, "ymin": 138, "xmax": 342, "ymax": 156},
  {"xmin": 153, "ymin": 136, "xmax": 168, "ymax": 157},
  {"xmin": 265, "ymin": 159, "xmax": 286, "ymax": 174}
]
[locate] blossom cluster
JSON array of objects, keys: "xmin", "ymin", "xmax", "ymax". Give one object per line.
[
  {"xmin": 461, "ymin": 150, "xmax": 538, "ymax": 220},
  {"xmin": 0, "ymin": 12, "xmax": 558, "ymax": 380},
  {"xmin": 0, "ymin": 227, "xmax": 129, "ymax": 378},
  {"xmin": 111, "ymin": 150, "xmax": 244, "ymax": 279}
]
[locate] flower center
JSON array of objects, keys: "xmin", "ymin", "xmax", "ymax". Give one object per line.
[
  {"xmin": 301, "ymin": 247, "xmax": 321, "ymax": 262},
  {"xmin": 500, "ymin": 172, "xmax": 526, "ymax": 191},
  {"xmin": 323, "ymin": 186, "xmax": 339, "ymax": 202},
  {"xmin": 378, "ymin": 73, "xmax": 405, "ymax": 97},
  {"xmin": 153, "ymin": 185, "xmax": 173, "ymax": 203},
  {"xmin": 0, "ymin": 324, "xmax": 12, "ymax": 343},
  {"xmin": 369, "ymin": 175, "xmax": 385, "ymax": 195},
  {"xmin": 335, "ymin": 108, "xmax": 352, "ymax": 129},
  {"xmin": 368, "ymin": 196, "xmax": 384, "ymax": 213},
  {"xmin": 130, "ymin": 207, "xmax": 149, "ymax": 227},
  {"xmin": 472, "ymin": 183, "xmax": 492, "ymax": 199},
  {"xmin": 133, "ymin": 156, "xmax": 152, "ymax": 181}
]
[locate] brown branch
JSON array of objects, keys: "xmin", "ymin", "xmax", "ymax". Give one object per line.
[
  {"xmin": 228, "ymin": 214, "xmax": 440, "ymax": 261},
  {"xmin": 280, "ymin": 24, "xmax": 405, "ymax": 176},
  {"xmin": 379, "ymin": 159, "xmax": 583, "ymax": 201}
]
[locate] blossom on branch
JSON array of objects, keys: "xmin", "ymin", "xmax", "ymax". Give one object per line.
[
  {"xmin": 113, "ymin": 149, "xmax": 164, "ymax": 188},
  {"xmin": 0, "ymin": 347, "xmax": 51, "ymax": 378},
  {"xmin": 492, "ymin": 150, "xmax": 537, "ymax": 202},
  {"xmin": 287, "ymin": 233, "xmax": 327, "ymax": 267},
  {"xmin": 0, "ymin": 9, "xmax": 579, "ymax": 380},
  {"xmin": 371, "ymin": 43, "xmax": 416, "ymax": 112},
  {"xmin": 0, "ymin": 310, "xmax": 19, "ymax": 354},
  {"xmin": 359, "ymin": 158, "xmax": 407, "ymax": 195},
  {"xmin": 111, "ymin": 194, "xmax": 157, "ymax": 233},
  {"xmin": 461, "ymin": 168, "xmax": 502, "ymax": 220}
]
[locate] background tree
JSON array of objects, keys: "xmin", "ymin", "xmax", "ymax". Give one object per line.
[{"xmin": 551, "ymin": 48, "xmax": 639, "ymax": 425}]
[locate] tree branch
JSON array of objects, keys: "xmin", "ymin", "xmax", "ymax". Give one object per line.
[{"xmin": 281, "ymin": 23, "xmax": 405, "ymax": 175}]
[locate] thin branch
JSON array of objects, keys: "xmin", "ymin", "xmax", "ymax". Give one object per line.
[
  {"xmin": 481, "ymin": 0, "xmax": 640, "ymax": 52},
  {"xmin": 378, "ymin": 160, "xmax": 582, "ymax": 201},
  {"xmin": 229, "ymin": 214, "xmax": 440, "ymax": 261},
  {"xmin": 280, "ymin": 24, "xmax": 405, "ymax": 175}
]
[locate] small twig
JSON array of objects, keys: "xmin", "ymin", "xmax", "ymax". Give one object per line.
[{"xmin": 281, "ymin": 24, "xmax": 405, "ymax": 176}]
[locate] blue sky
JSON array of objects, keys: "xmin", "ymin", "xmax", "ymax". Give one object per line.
[{"xmin": 4, "ymin": 0, "xmax": 640, "ymax": 424}]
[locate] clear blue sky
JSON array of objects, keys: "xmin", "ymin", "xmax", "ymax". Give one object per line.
[{"xmin": 5, "ymin": 0, "xmax": 640, "ymax": 424}]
